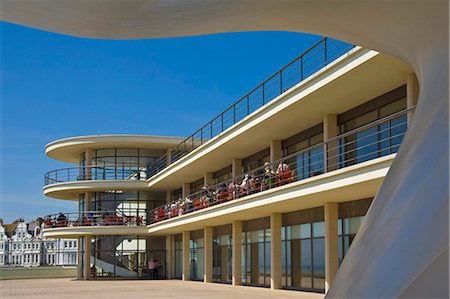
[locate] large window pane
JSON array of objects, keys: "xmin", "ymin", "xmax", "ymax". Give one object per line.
[{"xmin": 312, "ymin": 238, "xmax": 325, "ymax": 290}]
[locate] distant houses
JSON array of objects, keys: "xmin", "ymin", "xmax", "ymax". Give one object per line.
[{"xmin": 0, "ymin": 218, "xmax": 78, "ymax": 267}]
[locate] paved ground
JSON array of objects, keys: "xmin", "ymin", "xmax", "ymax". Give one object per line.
[{"xmin": 0, "ymin": 278, "xmax": 325, "ymax": 299}]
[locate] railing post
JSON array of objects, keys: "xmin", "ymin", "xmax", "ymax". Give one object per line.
[
  {"xmin": 200, "ymin": 128, "xmax": 203, "ymax": 144},
  {"xmin": 300, "ymin": 56, "xmax": 303, "ymax": 81},
  {"xmin": 210, "ymin": 122, "xmax": 213, "ymax": 139},
  {"xmin": 233, "ymin": 105, "xmax": 236, "ymax": 124},
  {"xmin": 262, "ymin": 83, "xmax": 265, "ymax": 105},
  {"xmin": 221, "ymin": 114, "xmax": 224, "ymax": 132},
  {"xmin": 247, "ymin": 95, "xmax": 250, "ymax": 115},
  {"xmin": 388, "ymin": 119, "xmax": 392, "ymax": 153},
  {"xmin": 324, "ymin": 38, "xmax": 328, "ymax": 66},
  {"xmin": 280, "ymin": 70, "xmax": 283, "ymax": 94}
]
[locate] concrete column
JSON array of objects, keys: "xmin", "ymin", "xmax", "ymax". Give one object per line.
[
  {"xmin": 204, "ymin": 227, "xmax": 213, "ymax": 283},
  {"xmin": 270, "ymin": 213, "xmax": 282, "ymax": 290},
  {"xmin": 182, "ymin": 183, "xmax": 190, "ymax": 198},
  {"xmin": 166, "ymin": 148, "xmax": 173, "ymax": 166},
  {"xmin": 323, "ymin": 114, "xmax": 338, "ymax": 172},
  {"xmin": 407, "ymin": 72, "xmax": 420, "ymax": 123},
  {"xmin": 204, "ymin": 172, "xmax": 213, "ymax": 186},
  {"xmin": 220, "ymin": 245, "xmax": 228, "ymax": 281},
  {"xmin": 83, "ymin": 236, "xmax": 92, "ymax": 280},
  {"xmin": 232, "ymin": 221, "xmax": 242, "ymax": 285},
  {"xmin": 165, "ymin": 191, "xmax": 172, "ymax": 204},
  {"xmin": 85, "ymin": 148, "xmax": 93, "ymax": 180},
  {"xmin": 182, "ymin": 231, "xmax": 190, "ymax": 281},
  {"xmin": 270, "ymin": 140, "xmax": 283, "ymax": 163},
  {"xmin": 325, "ymin": 203, "xmax": 339, "ymax": 293},
  {"xmin": 77, "ymin": 237, "xmax": 82, "ymax": 279},
  {"xmin": 166, "ymin": 235, "xmax": 175, "ymax": 279},
  {"xmin": 232, "ymin": 159, "xmax": 242, "ymax": 177}
]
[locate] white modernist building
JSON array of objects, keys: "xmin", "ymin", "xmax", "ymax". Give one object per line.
[{"xmin": 1, "ymin": 1, "xmax": 448, "ymax": 298}]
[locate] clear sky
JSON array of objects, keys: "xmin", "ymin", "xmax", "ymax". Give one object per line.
[{"xmin": 0, "ymin": 21, "xmax": 321, "ymax": 223}]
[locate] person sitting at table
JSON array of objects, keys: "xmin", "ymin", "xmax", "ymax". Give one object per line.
[
  {"xmin": 215, "ymin": 183, "xmax": 228, "ymax": 202},
  {"xmin": 241, "ymin": 174, "xmax": 252, "ymax": 195},
  {"xmin": 170, "ymin": 202, "xmax": 178, "ymax": 218},
  {"xmin": 178, "ymin": 198, "xmax": 185, "ymax": 216},
  {"xmin": 202, "ymin": 185, "xmax": 214, "ymax": 205},
  {"xmin": 56, "ymin": 212, "xmax": 67, "ymax": 226},
  {"xmin": 262, "ymin": 162, "xmax": 275, "ymax": 190},
  {"xmin": 44, "ymin": 216, "xmax": 52, "ymax": 228},
  {"xmin": 227, "ymin": 180, "xmax": 238, "ymax": 200},
  {"xmin": 276, "ymin": 160, "xmax": 292, "ymax": 186}
]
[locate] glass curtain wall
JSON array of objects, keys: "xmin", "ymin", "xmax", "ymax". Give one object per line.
[
  {"xmin": 338, "ymin": 198, "xmax": 373, "ymax": 265},
  {"xmin": 282, "ymin": 124, "xmax": 324, "ymax": 180},
  {"xmin": 212, "ymin": 225, "xmax": 232, "ymax": 283},
  {"xmin": 172, "ymin": 188, "xmax": 182, "ymax": 202},
  {"xmin": 78, "ymin": 194, "xmax": 85, "ymax": 213},
  {"xmin": 89, "ymin": 148, "xmax": 164, "ymax": 180},
  {"xmin": 190, "ymin": 230, "xmax": 204, "ymax": 281},
  {"xmin": 338, "ymin": 87, "xmax": 407, "ymax": 167},
  {"xmin": 213, "ymin": 165, "xmax": 232, "ymax": 185},
  {"xmin": 79, "ymin": 152, "xmax": 86, "ymax": 180},
  {"xmin": 190, "ymin": 178, "xmax": 204, "ymax": 194},
  {"xmin": 242, "ymin": 218, "xmax": 271, "ymax": 287},
  {"xmin": 242, "ymin": 148, "xmax": 270, "ymax": 173},
  {"xmin": 281, "ymin": 207, "xmax": 325, "ymax": 292}
]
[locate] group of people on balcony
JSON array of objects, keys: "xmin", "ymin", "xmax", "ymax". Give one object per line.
[
  {"xmin": 43, "ymin": 212, "xmax": 68, "ymax": 228},
  {"xmin": 152, "ymin": 161, "xmax": 294, "ymax": 222},
  {"xmin": 43, "ymin": 210, "xmax": 144, "ymax": 228}
]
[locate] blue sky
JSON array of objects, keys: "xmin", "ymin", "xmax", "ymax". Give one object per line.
[{"xmin": 0, "ymin": 21, "xmax": 321, "ymax": 223}]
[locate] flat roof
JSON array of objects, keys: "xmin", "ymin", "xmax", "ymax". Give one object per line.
[{"xmin": 45, "ymin": 134, "xmax": 185, "ymax": 164}]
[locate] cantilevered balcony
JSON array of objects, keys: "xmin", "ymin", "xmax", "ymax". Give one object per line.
[
  {"xmin": 41, "ymin": 210, "xmax": 148, "ymax": 238},
  {"xmin": 148, "ymin": 108, "xmax": 413, "ymax": 229},
  {"xmin": 43, "ymin": 165, "xmax": 149, "ymax": 200},
  {"xmin": 148, "ymin": 37, "xmax": 356, "ymax": 176}
]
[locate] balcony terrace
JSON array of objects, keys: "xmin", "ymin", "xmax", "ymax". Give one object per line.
[
  {"xmin": 43, "ymin": 166, "xmax": 149, "ymax": 200},
  {"xmin": 148, "ymin": 38, "xmax": 356, "ymax": 177},
  {"xmin": 42, "ymin": 108, "xmax": 413, "ymax": 237},
  {"xmin": 146, "ymin": 44, "xmax": 411, "ymax": 190},
  {"xmin": 147, "ymin": 108, "xmax": 413, "ymax": 234}
]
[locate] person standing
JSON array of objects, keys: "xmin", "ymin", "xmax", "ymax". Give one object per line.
[
  {"xmin": 148, "ymin": 258, "xmax": 155, "ymax": 279},
  {"xmin": 153, "ymin": 259, "xmax": 161, "ymax": 279}
]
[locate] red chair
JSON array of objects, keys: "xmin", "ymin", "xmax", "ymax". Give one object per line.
[{"xmin": 194, "ymin": 198, "xmax": 203, "ymax": 210}]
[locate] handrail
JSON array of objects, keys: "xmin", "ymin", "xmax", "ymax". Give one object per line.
[
  {"xmin": 42, "ymin": 210, "xmax": 146, "ymax": 228},
  {"xmin": 44, "ymin": 165, "xmax": 148, "ymax": 186},
  {"xmin": 148, "ymin": 37, "xmax": 356, "ymax": 176},
  {"xmin": 149, "ymin": 107, "xmax": 414, "ymax": 224}
]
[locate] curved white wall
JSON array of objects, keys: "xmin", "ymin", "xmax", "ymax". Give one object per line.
[{"xmin": 2, "ymin": 1, "xmax": 448, "ymax": 297}]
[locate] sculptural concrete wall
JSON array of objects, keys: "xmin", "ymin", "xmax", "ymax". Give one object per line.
[{"xmin": 2, "ymin": 1, "xmax": 448, "ymax": 297}]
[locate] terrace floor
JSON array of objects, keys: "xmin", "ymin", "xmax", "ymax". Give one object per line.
[{"xmin": 1, "ymin": 278, "xmax": 325, "ymax": 299}]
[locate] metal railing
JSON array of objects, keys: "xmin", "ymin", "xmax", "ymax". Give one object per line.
[
  {"xmin": 42, "ymin": 210, "xmax": 145, "ymax": 228},
  {"xmin": 149, "ymin": 108, "xmax": 413, "ymax": 224},
  {"xmin": 44, "ymin": 165, "xmax": 147, "ymax": 186},
  {"xmin": 148, "ymin": 38, "xmax": 356, "ymax": 176}
]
